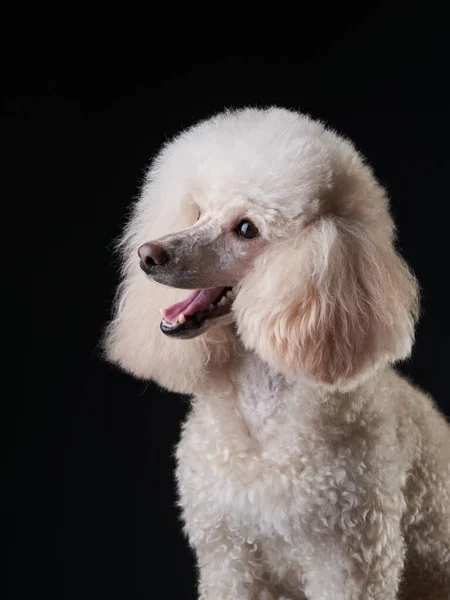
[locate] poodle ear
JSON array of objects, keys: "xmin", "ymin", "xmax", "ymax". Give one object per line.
[{"xmin": 234, "ymin": 216, "xmax": 419, "ymax": 389}]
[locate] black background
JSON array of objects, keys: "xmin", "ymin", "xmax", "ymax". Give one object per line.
[{"xmin": 9, "ymin": 4, "xmax": 450, "ymax": 599}]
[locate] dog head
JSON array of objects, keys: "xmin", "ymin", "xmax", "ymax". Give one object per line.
[{"xmin": 104, "ymin": 108, "xmax": 419, "ymax": 392}]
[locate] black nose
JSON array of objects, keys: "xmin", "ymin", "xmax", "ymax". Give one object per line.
[{"xmin": 138, "ymin": 242, "xmax": 169, "ymax": 273}]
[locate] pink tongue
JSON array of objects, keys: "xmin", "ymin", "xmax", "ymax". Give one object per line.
[{"xmin": 163, "ymin": 287, "xmax": 226, "ymax": 323}]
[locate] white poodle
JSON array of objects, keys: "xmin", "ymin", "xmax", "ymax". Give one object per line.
[{"xmin": 104, "ymin": 108, "xmax": 450, "ymax": 599}]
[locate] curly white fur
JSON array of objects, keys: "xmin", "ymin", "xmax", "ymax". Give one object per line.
[{"xmin": 104, "ymin": 108, "xmax": 450, "ymax": 599}]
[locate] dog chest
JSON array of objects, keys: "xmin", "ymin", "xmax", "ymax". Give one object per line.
[{"xmin": 175, "ymin": 402, "xmax": 322, "ymax": 543}]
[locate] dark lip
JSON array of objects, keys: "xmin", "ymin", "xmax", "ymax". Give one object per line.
[
  {"xmin": 160, "ymin": 316, "xmax": 209, "ymax": 339},
  {"xmin": 159, "ymin": 293, "xmax": 233, "ymax": 339}
]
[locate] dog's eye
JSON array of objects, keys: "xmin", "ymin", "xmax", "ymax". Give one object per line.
[{"xmin": 236, "ymin": 220, "xmax": 259, "ymax": 239}]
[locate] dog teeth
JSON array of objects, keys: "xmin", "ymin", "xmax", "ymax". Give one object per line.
[
  {"xmin": 159, "ymin": 308, "xmax": 164, "ymax": 316},
  {"xmin": 218, "ymin": 296, "xmax": 229, "ymax": 307},
  {"xmin": 209, "ymin": 304, "xmax": 215, "ymax": 311},
  {"xmin": 178, "ymin": 313, "xmax": 186, "ymax": 324},
  {"xmin": 226, "ymin": 290, "xmax": 235, "ymax": 300},
  {"xmin": 162, "ymin": 318, "xmax": 176, "ymax": 328}
]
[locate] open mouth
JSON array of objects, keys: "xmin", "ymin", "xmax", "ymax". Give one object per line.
[{"xmin": 160, "ymin": 286, "xmax": 235, "ymax": 338}]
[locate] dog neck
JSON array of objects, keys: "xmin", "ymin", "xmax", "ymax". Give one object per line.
[
  {"xmin": 201, "ymin": 348, "xmax": 379, "ymax": 444},
  {"xmin": 203, "ymin": 350, "xmax": 323, "ymax": 442},
  {"xmin": 230, "ymin": 351, "xmax": 292, "ymax": 440}
]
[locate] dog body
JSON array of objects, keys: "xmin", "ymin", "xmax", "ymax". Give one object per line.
[
  {"xmin": 105, "ymin": 108, "xmax": 450, "ymax": 599},
  {"xmin": 176, "ymin": 356, "xmax": 449, "ymax": 599}
]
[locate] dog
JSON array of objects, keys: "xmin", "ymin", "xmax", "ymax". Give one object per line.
[{"xmin": 104, "ymin": 107, "xmax": 450, "ymax": 599}]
